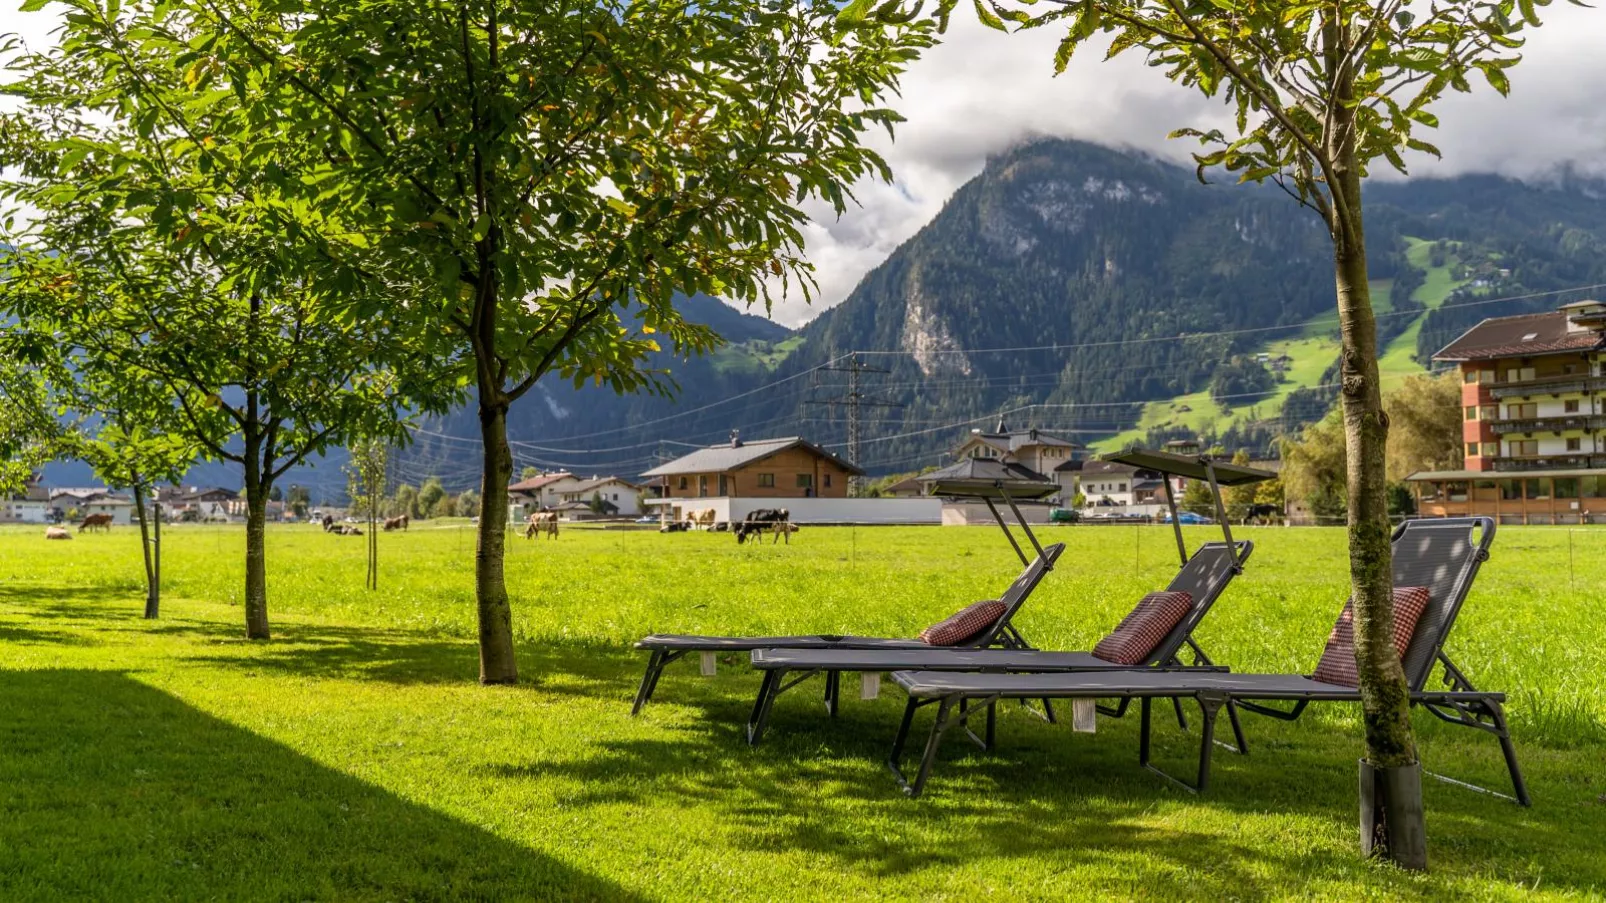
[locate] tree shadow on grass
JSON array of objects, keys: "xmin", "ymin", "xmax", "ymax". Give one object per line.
[
  {"xmin": 0, "ymin": 668, "xmax": 648, "ymax": 903},
  {"xmin": 180, "ymin": 625, "xmax": 647, "ymax": 693},
  {"xmin": 499, "ymin": 684, "xmax": 1606, "ymax": 898}
]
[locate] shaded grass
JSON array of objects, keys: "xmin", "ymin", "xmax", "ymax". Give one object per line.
[{"xmin": 0, "ymin": 522, "xmax": 1603, "ymax": 900}]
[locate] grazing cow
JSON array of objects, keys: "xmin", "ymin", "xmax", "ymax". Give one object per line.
[
  {"xmin": 659, "ymin": 521, "xmax": 689, "ymax": 533},
  {"xmin": 330, "ymin": 524, "xmax": 363, "ymax": 536},
  {"xmin": 734, "ymin": 508, "xmax": 791, "ymax": 545},
  {"xmin": 44, "ymin": 527, "xmax": 71, "ymax": 541},
  {"xmin": 524, "ymin": 511, "xmax": 559, "ymax": 540},
  {"xmin": 1246, "ymin": 503, "xmax": 1282, "ymax": 525},
  {"xmin": 684, "ymin": 508, "xmax": 717, "ymax": 531},
  {"xmin": 383, "ymin": 514, "xmax": 410, "ymax": 532},
  {"xmin": 321, "ymin": 514, "xmax": 336, "ymax": 532},
  {"xmin": 78, "ymin": 513, "xmax": 114, "ymax": 533}
]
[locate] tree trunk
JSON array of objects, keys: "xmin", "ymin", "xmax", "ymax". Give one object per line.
[
  {"xmin": 132, "ymin": 480, "xmax": 158, "ymax": 619},
  {"xmin": 1327, "ymin": 22, "xmax": 1422, "ymax": 869},
  {"xmin": 475, "ymin": 395, "xmax": 519, "ymax": 684},
  {"xmin": 243, "ymin": 445, "xmax": 271, "ymax": 640}
]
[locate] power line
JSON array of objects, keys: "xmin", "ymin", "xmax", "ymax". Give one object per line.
[{"xmin": 803, "ymin": 352, "xmax": 904, "ymax": 488}]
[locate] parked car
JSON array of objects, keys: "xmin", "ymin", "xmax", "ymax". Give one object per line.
[{"xmin": 1162, "ymin": 511, "xmax": 1214, "ymax": 525}]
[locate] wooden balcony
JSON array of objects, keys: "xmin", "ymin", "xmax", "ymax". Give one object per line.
[
  {"xmin": 1488, "ymin": 375, "xmax": 1604, "ymax": 399},
  {"xmin": 1488, "ymin": 454, "xmax": 1606, "ymax": 472},
  {"xmin": 1488, "ymin": 415, "xmax": 1606, "ymax": 434}
]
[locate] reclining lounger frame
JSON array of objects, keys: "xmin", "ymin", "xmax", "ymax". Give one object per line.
[
  {"xmin": 743, "ymin": 448, "xmax": 1274, "ymax": 745},
  {"xmin": 884, "ymin": 516, "xmax": 1527, "ymax": 805},
  {"xmin": 630, "ymin": 461, "xmax": 1064, "ymax": 716}
]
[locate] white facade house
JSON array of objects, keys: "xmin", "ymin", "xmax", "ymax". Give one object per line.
[
  {"xmin": 0, "ymin": 481, "xmax": 52, "ymax": 524},
  {"xmin": 951, "ymin": 420, "xmax": 1085, "ymax": 505},
  {"xmin": 508, "ymin": 472, "xmax": 589, "ymax": 514},
  {"xmin": 48, "ymin": 488, "xmax": 137, "ymax": 525},
  {"xmin": 559, "ymin": 477, "xmax": 647, "ymax": 517}
]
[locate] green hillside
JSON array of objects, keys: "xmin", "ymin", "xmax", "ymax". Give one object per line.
[{"xmin": 1092, "ymin": 236, "xmax": 1465, "ymax": 452}]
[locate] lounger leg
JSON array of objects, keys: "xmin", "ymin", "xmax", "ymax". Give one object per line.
[
  {"xmin": 1487, "ymin": 699, "xmax": 1532, "ymax": 806},
  {"xmin": 1172, "ymin": 696, "xmax": 1190, "ymax": 732},
  {"xmin": 1138, "ymin": 697, "xmax": 1153, "ymax": 768},
  {"xmin": 986, "ymin": 700, "xmax": 997, "ymax": 751},
  {"xmin": 1224, "ymin": 701, "xmax": 1249, "ymax": 755},
  {"xmin": 632, "ymin": 651, "xmax": 668, "ymax": 715},
  {"xmin": 1193, "ymin": 693, "xmax": 1223, "ymax": 792},
  {"xmin": 747, "ymin": 670, "xmax": 784, "ymax": 747},
  {"xmin": 824, "ymin": 670, "xmax": 840, "ymax": 718},
  {"xmin": 906, "ymin": 698, "xmax": 957, "ymax": 798},
  {"xmin": 888, "ymin": 697, "xmax": 921, "ymax": 773}
]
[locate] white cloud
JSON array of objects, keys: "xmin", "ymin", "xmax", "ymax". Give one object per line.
[
  {"xmin": 6, "ymin": 2, "xmax": 1601, "ymax": 330},
  {"xmin": 764, "ymin": 4, "xmax": 1606, "ymax": 327}
]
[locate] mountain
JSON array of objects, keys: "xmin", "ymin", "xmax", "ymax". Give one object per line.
[{"xmin": 38, "ymin": 140, "xmax": 1606, "ymax": 494}]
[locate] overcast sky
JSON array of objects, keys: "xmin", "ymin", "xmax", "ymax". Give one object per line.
[{"xmin": 4, "ymin": 3, "xmax": 1602, "ymax": 326}]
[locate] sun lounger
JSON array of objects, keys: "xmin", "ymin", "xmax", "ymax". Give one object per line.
[
  {"xmin": 885, "ymin": 517, "xmax": 1527, "ymax": 805},
  {"xmin": 630, "ymin": 542, "xmax": 1064, "ymax": 714},
  {"xmin": 743, "ymin": 540, "xmax": 1252, "ymax": 745}
]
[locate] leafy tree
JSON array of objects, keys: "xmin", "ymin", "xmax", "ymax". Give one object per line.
[
  {"xmin": 1071, "ymin": 491, "xmax": 1087, "ymax": 509},
  {"xmin": 0, "ymin": 340, "xmax": 57, "ymax": 496},
  {"xmin": 1253, "ymin": 475, "xmax": 1285, "ymax": 512},
  {"xmin": 1223, "ymin": 449, "xmax": 1258, "ymax": 522},
  {"xmin": 1386, "ymin": 481, "xmax": 1416, "ymax": 518},
  {"xmin": 418, "ymin": 477, "xmax": 447, "ymax": 520},
  {"xmin": 0, "ymin": 11, "xmax": 443, "ymax": 640},
  {"xmin": 520, "ymin": 467, "xmax": 540, "ymax": 482},
  {"xmin": 346, "ymin": 439, "xmax": 389, "ymax": 590},
  {"xmin": 455, "ymin": 490, "xmax": 481, "ymax": 519},
  {"xmin": 390, "ymin": 484, "xmax": 420, "ymax": 520},
  {"xmin": 286, "ymin": 485, "xmax": 312, "ymax": 519},
  {"xmin": 1281, "ymin": 410, "xmax": 1348, "ymax": 520},
  {"xmin": 269, "ymin": 486, "xmax": 283, "ymax": 503},
  {"xmin": 588, "ymin": 491, "xmax": 618, "ymax": 516},
  {"xmin": 954, "ymin": 0, "xmax": 1566, "ymax": 859},
  {"xmin": 1385, "ymin": 371, "xmax": 1463, "ymax": 481},
  {"xmin": 189, "ymin": 0, "xmax": 934, "ymax": 682},
  {"xmin": 1179, "ymin": 477, "xmax": 1215, "ymax": 517}
]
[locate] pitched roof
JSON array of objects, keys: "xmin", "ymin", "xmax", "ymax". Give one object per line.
[
  {"xmin": 883, "ymin": 477, "xmax": 926, "ymax": 495},
  {"xmin": 180, "ymin": 487, "xmax": 238, "ymax": 501},
  {"xmin": 916, "ymin": 458, "xmax": 1058, "ymax": 500},
  {"xmin": 567, "ymin": 476, "xmax": 643, "ymax": 494},
  {"xmin": 958, "ymin": 428, "xmax": 1082, "ymax": 454},
  {"xmin": 508, "ymin": 472, "xmax": 575, "ymax": 492},
  {"xmin": 640, "ymin": 436, "xmax": 864, "ymax": 478},
  {"xmin": 1434, "ymin": 308, "xmax": 1606, "ymax": 361}
]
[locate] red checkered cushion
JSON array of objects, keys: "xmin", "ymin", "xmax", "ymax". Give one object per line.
[
  {"xmin": 1311, "ymin": 586, "xmax": 1432, "ymax": 688},
  {"xmin": 1091, "ymin": 591, "xmax": 1194, "ymax": 665},
  {"xmin": 918, "ymin": 600, "xmax": 1006, "ymax": 646}
]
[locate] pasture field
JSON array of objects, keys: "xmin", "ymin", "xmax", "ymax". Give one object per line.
[{"xmin": 1, "ymin": 521, "xmax": 1604, "ymax": 901}]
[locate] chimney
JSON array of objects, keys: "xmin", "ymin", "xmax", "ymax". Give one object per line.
[{"xmin": 729, "ymin": 430, "xmax": 742, "ymax": 448}]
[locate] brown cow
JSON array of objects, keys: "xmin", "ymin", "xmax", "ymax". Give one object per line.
[
  {"xmin": 524, "ymin": 511, "xmax": 558, "ymax": 539},
  {"xmin": 383, "ymin": 514, "xmax": 410, "ymax": 532},
  {"xmin": 684, "ymin": 508, "xmax": 717, "ymax": 531},
  {"xmin": 78, "ymin": 513, "xmax": 114, "ymax": 533}
]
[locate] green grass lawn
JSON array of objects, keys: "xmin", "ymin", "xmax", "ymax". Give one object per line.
[{"xmin": 2, "ymin": 522, "xmax": 1603, "ymax": 900}]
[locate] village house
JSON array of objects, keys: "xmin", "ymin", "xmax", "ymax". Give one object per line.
[
  {"xmin": 952, "ymin": 419, "xmax": 1085, "ymax": 503},
  {"xmin": 878, "ymin": 476, "xmax": 927, "ymax": 499},
  {"xmin": 558, "ymin": 477, "xmax": 647, "ymax": 517},
  {"xmin": 641, "ymin": 433, "xmax": 861, "ymax": 500},
  {"xmin": 508, "ymin": 472, "xmax": 588, "ymax": 516},
  {"xmin": 48, "ymin": 488, "xmax": 137, "ymax": 525},
  {"xmin": 1408, "ymin": 299, "xmax": 1606, "ymax": 524},
  {"xmin": 0, "ymin": 478, "xmax": 52, "ymax": 524}
]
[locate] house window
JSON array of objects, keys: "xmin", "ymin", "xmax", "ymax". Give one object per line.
[
  {"xmin": 1566, "ymin": 437, "xmax": 1582, "ymax": 451},
  {"xmin": 1466, "ymin": 442, "xmax": 1480, "ymax": 458},
  {"xmin": 823, "ymin": 473, "xmax": 832, "ymax": 488},
  {"xmin": 1500, "ymin": 480, "xmax": 1521, "ymax": 501},
  {"xmin": 1508, "ymin": 402, "xmax": 1537, "ymax": 420},
  {"xmin": 1510, "ymin": 440, "xmax": 1538, "ymax": 456},
  {"xmin": 1582, "ymin": 477, "xmax": 1602, "ymax": 498},
  {"xmin": 698, "ymin": 476, "xmax": 708, "ymax": 498},
  {"xmin": 1565, "ymin": 399, "xmax": 1580, "ymax": 413},
  {"xmin": 678, "ymin": 477, "xmax": 688, "ymax": 491},
  {"xmin": 757, "ymin": 473, "xmax": 775, "ymax": 488},
  {"xmin": 1556, "ymin": 478, "xmax": 1579, "ymax": 499},
  {"xmin": 1464, "ymin": 406, "xmax": 1478, "ymax": 421},
  {"xmin": 1524, "ymin": 478, "xmax": 1550, "ymax": 500},
  {"xmin": 795, "ymin": 474, "xmax": 813, "ymax": 489},
  {"xmin": 1482, "ymin": 442, "xmax": 1499, "ymax": 456},
  {"xmin": 1481, "ymin": 405, "xmax": 1498, "ymax": 421},
  {"xmin": 1447, "ymin": 482, "xmax": 1469, "ymax": 502},
  {"xmin": 1463, "ymin": 370, "xmax": 1478, "ymax": 384}
]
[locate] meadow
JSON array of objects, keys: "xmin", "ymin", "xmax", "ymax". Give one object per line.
[{"xmin": 1, "ymin": 520, "xmax": 1603, "ymax": 901}]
